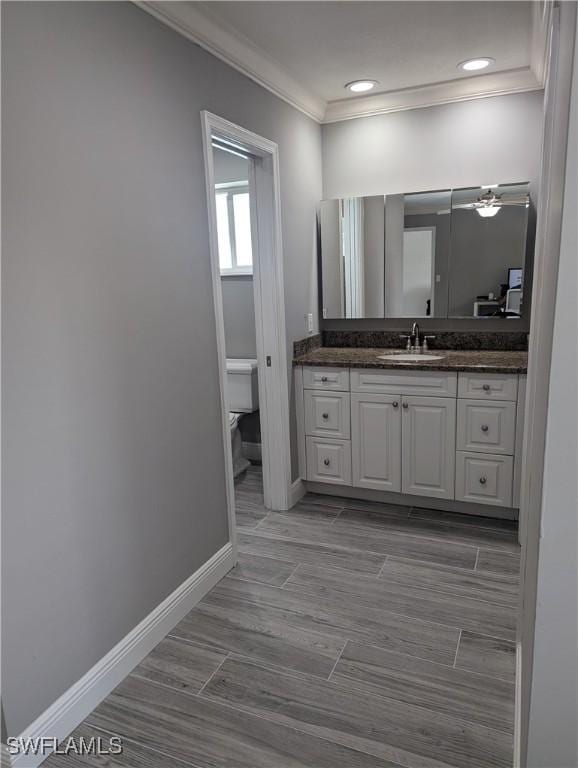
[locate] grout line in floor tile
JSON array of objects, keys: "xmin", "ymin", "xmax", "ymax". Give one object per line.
[
  {"xmin": 211, "ymin": 572, "xmax": 515, "ymax": 642},
  {"xmin": 201, "ymin": 651, "xmax": 515, "ymax": 736},
  {"xmin": 196, "ymin": 652, "xmax": 231, "ymax": 697},
  {"xmin": 326, "ymin": 640, "xmax": 348, "ymax": 682},
  {"xmin": 408, "ymin": 507, "xmax": 518, "ymax": 533},
  {"xmin": 452, "ymin": 630, "xmax": 462, "ymax": 668},
  {"xmin": 195, "ymin": 685, "xmax": 409, "ymax": 765},
  {"xmin": 335, "ymin": 523, "xmax": 517, "ymax": 558},
  {"xmin": 336, "ymin": 506, "xmax": 519, "ymax": 541},
  {"xmin": 230, "ymin": 552, "xmax": 517, "ymax": 614},
  {"xmin": 282, "ymin": 559, "xmax": 517, "ymax": 611},
  {"xmin": 163, "ymin": 634, "xmax": 229, "ymax": 656},
  {"xmin": 476, "ymin": 545, "xmax": 521, "ymax": 556},
  {"xmin": 278, "ymin": 562, "xmax": 301, "ymax": 588},
  {"xmin": 329, "ymin": 507, "xmax": 344, "ymax": 525},
  {"xmin": 252, "ymin": 512, "xmax": 273, "ymax": 530},
  {"xmin": 240, "ymin": 524, "xmax": 482, "ymax": 564},
  {"xmin": 375, "ymin": 556, "xmax": 390, "ymax": 580}
]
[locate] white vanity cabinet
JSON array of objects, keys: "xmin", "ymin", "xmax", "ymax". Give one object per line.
[{"xmin": 296, "ymin": 365, "xmax": 526, "ymax": 513}]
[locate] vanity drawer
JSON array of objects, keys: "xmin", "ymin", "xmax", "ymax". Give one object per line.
[
  {"xmin": 304, "ymin": 390, "xmax": 350, "ymax": 439},
  {"xmin": 457, "ymin": 399, "xmax": 516, "ymax": 455},
  {"xmin": 350, "ymin": 369, "xmax": 457, "ymax": 397},
  {"xmin": 306, "ymin": 437, "xmax": 352, "ymax": 485},
  {"xmin": 458, "ymin": 373, "xmax": 518, "ymax": 401},
  {"xmin": 455, "ymin": 451, "xmax": 513, "ymax": 507},
  {"xmin": 303, "ymin": 367, "xmax": 350, "ymax": 391}
]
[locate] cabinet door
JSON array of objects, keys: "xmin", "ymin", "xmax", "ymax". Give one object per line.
[
  {"xmin": 351, "ymin": 393, "xmax": 401, "ymax": 492},
  {"xmin": 402, "ymin": 396, "xmax": 456, "ymax": 500}
]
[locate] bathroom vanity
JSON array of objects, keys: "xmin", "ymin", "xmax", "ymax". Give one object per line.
[{"xmin": 295, "ymin": 348, "xmax": 527, "ymax": 518}]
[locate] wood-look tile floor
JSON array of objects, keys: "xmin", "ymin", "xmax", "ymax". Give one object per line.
[{"xmin": 46, "ymin": 465, "xmax": 520, "ymax": 768}]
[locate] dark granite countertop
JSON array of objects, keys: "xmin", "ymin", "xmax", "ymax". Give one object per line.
[{"xmin": 293, "ymin": 347, "xmax": 528, "ymax": 374}]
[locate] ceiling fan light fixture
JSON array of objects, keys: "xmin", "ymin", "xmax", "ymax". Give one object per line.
[
  {"xmin": 458, "ymin": 57, "xmax": 495, "ymax": 72},
  {"xmin": 346, "ymin": 79, "xmax": 379, "ymax": 93},
  {"xmin": 477, "ymin": 206, "xmax": 501, "ymax": 218}
]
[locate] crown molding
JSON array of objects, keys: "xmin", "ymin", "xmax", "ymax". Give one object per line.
[
  {"xmin": 323, "ymin": 67, "xmax": 543, "ymax": 123},
  {"xmin": 136, "ymin": 1, "xmax": 326, "ymax": 122},
  {"xmin": 136, "ymin": 2, "xmax": 548, "ymax": 126},
  {"xmin": 530, "ymin": 0, "xmax": 553, "ymax": 86}
]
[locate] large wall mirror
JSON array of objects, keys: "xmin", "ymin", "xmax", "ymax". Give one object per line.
[{"xmin": 320, "ymin": 182, "xmax": 533, "ymax": 320}]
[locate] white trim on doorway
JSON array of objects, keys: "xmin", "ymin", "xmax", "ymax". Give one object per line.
[
  {"xmin": 514, "ymin": 4, "xmax": 577, "ymax": 766},
  {"xmin": 201, "ymin": 112, "xmax": 293, "ymax": 527}
]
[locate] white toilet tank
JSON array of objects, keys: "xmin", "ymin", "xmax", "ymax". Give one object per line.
[{"xmin": 226, "ymin": 358, "xmax": 259, "ymax": 413}]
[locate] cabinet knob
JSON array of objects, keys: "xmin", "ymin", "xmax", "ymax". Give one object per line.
[
  {"xmin": 322, "ymin": 412, "xmax": 329, "ymax": 420},
  {"xmin": 402, "ymin": 402, "xmax": 409, "ymax": 409},
  {"xmin": 481, "ymin": 424, "xmax": 489, "ymax": 432},
  {"xmin": 479, "ymin": 476, "xmax": 487, "ymax": 485},
  {"xmin": 321, "ymin": 376, "xmax": 328, "ymax": 382},
  {"xmin": 393, "ymin": 401, "xmax": 399, "ymax": 408},
  {"xmin": 323, "ymin": 458, "xmax": 330, "ymax": 466},
  {"xmin": 482, "ymin": 384, "xmax": 491, "ymax": 392}
]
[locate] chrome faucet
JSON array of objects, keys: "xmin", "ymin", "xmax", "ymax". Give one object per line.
[
  {"xmin": 399, "ymin": 321, "xmax": 435, "ymax": 353},
  {"xmin": 411, "ymin": 322, "xmax": 420, "ymax": 351}
]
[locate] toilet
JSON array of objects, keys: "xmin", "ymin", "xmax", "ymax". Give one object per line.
[{"xmin": 226, "ymin": 358, "xmax": 259, "ymax": 477}]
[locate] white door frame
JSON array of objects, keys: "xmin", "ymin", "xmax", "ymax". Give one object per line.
[
  {"xmin": 201, "ymin": 111, "xmax": 292, "ymax": 554},
  {"xmin": 514, "ymin": 3, "xmax": 576, "ymax": 765}
]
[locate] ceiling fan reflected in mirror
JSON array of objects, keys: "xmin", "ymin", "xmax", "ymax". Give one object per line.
[{"xmin": 456, "ymin": 188, "xmax": 530, "ymax": 219}]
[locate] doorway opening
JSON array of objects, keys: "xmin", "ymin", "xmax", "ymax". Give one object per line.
[{"xmin": 201, "ymin": 112, "xmax": 292, "ymax": 555}]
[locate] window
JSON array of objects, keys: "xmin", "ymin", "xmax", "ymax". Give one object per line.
[{"xmin": 215, "ymin": 182, "xmax": 253, "ymax": 275}]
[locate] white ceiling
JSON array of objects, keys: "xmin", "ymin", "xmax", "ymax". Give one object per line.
[
  {"xmin": 140, "ymin": 1, "xmax": 549, "ymax": 122},
  {"xmin": 200, "ymin": 1, "xmax": 531, "ymax": 100}
]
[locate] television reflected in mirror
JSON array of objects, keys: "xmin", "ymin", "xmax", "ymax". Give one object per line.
[{"xmin": 319, "ymin": 181, "xmax": 533, "ymax": 320}]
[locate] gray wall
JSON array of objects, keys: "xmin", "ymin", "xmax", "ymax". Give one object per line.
[
  {"xmin": 221, "ymin": 276, "xmax": 257, "ymax": 359},
  {"xmin": 322, "ymin": 91, "xmax": 543, "ymax": 331},
  {"xmin": 1, "ymin": 1, "xmax": 321, "ymax": 737},
  {"xmin": 526, "ymin": 11, "xmax": 578, "ymax": 765}
]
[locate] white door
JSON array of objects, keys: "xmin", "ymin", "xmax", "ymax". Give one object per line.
[
  {"xmin": 402, "ymin": 396, "xmax": 456, "ymax": 499},
  {"xmin": 351, "ymin": 393, "xmax": 402, "ymax": 491}
]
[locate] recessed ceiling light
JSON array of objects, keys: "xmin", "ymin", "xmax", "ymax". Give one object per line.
[
  {"xmin": 346, "ymin": 80, "xmax": 378, "ymax": 93},
  {"xmin": 458, "ymin": 57, "xmax": 495, "ymax": 72}
]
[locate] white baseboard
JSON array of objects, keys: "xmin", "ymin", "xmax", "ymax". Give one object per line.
[
  {"xmin": 8, "ymin": 543, "xmax": 234, "ymax": 768},
  {"xmin": 289, "ymin": 478, "xmax": 306, "ymax": 508},
  {"xmin": 1, "ymin": 744, "xmax": 12, "ymax": 768}
]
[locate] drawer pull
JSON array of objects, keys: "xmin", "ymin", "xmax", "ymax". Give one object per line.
[
  {"xmin": 321, "ymin": 376, "xmax": 328, "ymax": 382},
  {"xmin": 323, "ymin": 458, "xmax": 330, "ymax": 466},
  {"xmin": 322, "ymin": 412, "xmax": 329, "ymax": 420},
  {"xmin": 402, "ymin": 402, "xmax": 409, "ymax": 410},
  {"xmin": 482, "ymin": 384, "xmax": 491, "ymax": 392},
  {"xmin": 393, "ymin": 401, "xmax": 399, "ymax": 408},
  {"xmin": 481, "ymin": 424, "xmax": 489, "ymax": 432},
  {"xmin": 479, "ymin": 476, "xmax": 487, "ymax": 485}
]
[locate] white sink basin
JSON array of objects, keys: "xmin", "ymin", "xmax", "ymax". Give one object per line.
[{"xmin": 377, "ymin": 353, "xmax": 445, "ymax": 362}]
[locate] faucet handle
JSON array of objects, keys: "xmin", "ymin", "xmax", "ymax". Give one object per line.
[
  {"xmin": 399, "ymin": 333, "xmax": 412, "ymax": 351},
  {"xmin": 423, "ymin": 335, "xmax": 436, "ymax": 351}
]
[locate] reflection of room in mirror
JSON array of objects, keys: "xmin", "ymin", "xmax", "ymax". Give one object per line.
[
  {"xmin": 319, "ymin": 181, "xmax": 533, "ymax": 321},
  {"xmin": 449, "ymin": 182, "xmax": 530, "ymax": 318}
]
